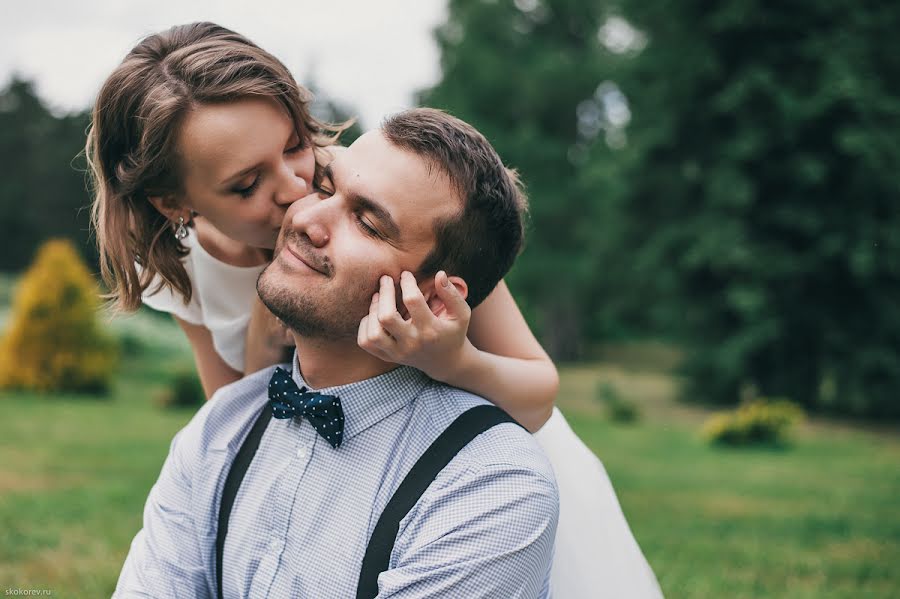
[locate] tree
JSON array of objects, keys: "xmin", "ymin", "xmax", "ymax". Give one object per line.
[
  {"xmin": 0, "ymin": 76, "xmax": 94, "ymax": 272},
  {"xmin": 422, "ymin": 0, "xmax": 900, "ymax": 417},
  {"xmin": 604, "ymin": 0, "xmax": 900, "ymax": 415},
  {"xmin": 0, "ymin": 239, "xmax": 117, "ymax": 393}
]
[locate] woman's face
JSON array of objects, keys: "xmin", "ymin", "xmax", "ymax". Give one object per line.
[{"xmin": 175, "ymin": 97, "xmax": 316, "ymax": 249}]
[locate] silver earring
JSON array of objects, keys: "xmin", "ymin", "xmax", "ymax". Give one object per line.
[{"xmin": 174, "ymin": 216, "xmax": 188, "ymax": 240}]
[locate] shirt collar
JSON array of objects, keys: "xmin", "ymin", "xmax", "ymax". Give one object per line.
[{"xmin": 290, "ymin": 353, "xmax": 430, "ymax": 442}]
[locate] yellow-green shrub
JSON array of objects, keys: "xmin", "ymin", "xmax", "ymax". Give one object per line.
[
  {"xmin": 703, "ymin": 398, "xmax": 804, "ymax": 446},
  {"xmin": 0, "ymin": 239, "xmax": 117, "ymax": 393}
]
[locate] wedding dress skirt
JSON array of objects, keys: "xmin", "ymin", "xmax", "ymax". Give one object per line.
[{"xmin": 534, "ymin": 408, "xmax": 664, "ymax": 598}]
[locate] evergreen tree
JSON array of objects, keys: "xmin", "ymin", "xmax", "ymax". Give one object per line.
[
  {"xmin": 0, "ymin": 77, "xmax": 94, "ymax": 272},
  {"xmin": 609, "ymin": 0, "xmax": 900, "ymax": 415},
  {"xmin": 422, "ymin": 0, "xmax": 900, "ymax": 416},
  {"xmin": 0, "ymin": 239, "xmax": 117, "ymax": 393}
]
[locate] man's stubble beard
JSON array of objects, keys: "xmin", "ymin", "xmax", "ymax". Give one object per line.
[{"xmin": 256, "ymin": 266, "xmax": 367, "ymax": 341}]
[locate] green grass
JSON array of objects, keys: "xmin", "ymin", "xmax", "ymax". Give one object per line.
[
  {"xmin": 559, "ymin": 363, "xmax": 900, "ymax": 599},
  {"xmin": 0, "ymin": 311, "xmax": 194, "ymax": 597},
  {"xmin": 1, "ymin": 332, "xmax": 898, "ymax": 597}
]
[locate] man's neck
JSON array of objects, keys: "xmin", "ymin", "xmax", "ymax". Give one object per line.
[{"xmin": 291, "ymin": 335, "xmax": 398, "ymax": 389}]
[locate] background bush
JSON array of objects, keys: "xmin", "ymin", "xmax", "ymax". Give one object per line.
[
  {"xmin": 597, "ymin": 380, "xmax": 640, "ymax": 423},
  {"xmin": 155, "ymin": 368, "xmax": 205, "ymax": 409},
  {"xmin": 703, "ymin": 398, "xmax": 805, "ymax": 446},
  {"xmin": 0, "ymin": 239, "xmax": 117, "ymax": 393}
]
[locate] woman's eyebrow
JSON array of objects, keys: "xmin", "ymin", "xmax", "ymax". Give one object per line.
[{"xmin": 220, "ymin": 162, "xmax": 261, "ymax": 185}]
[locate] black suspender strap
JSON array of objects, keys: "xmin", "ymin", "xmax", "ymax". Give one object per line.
[
  {"xmin": 355, "ymin": 404, "xmax": 522, "ymax": 599},
  {"xmin": 216, "ymin": 402, "xmax": 272, "ymax": 599}
]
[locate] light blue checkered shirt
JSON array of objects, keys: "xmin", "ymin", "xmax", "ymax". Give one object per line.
[{"xmin": 113, "ymin": 361, "xmax": 559, "ymax": 598}]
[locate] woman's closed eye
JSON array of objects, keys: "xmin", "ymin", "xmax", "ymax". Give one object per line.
[{"xmin": 233, "ymin": 175, "xmax": 261, "ymax": 198}]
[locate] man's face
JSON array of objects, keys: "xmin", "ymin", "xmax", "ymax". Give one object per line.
[{"xmin": 257, "ymin": 130, "xmax": 460, "ymax": 339}]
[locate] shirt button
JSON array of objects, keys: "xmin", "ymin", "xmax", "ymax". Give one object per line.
[{"xmin": 296, "ymin": 446, "xmax": 307, "ymax": 459}]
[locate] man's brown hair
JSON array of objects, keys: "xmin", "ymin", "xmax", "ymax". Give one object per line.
[{"xmin": 381, "ymin": 108, "xmax": 528, "ymax": 308}]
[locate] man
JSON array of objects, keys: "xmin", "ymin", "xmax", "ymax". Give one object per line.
[{"xmin": 114, "ymin": 108, "xmax": 559, "ymax": 598}]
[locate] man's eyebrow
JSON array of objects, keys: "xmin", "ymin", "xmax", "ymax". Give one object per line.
[{"xmin": 324, "ymin": 163, "xmax": 401, "ymax": 240}]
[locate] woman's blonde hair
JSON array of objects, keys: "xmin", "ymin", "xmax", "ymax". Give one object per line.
[{"xmin": 87, "ymin": 22, "xmax": 345, "ymax": 312}]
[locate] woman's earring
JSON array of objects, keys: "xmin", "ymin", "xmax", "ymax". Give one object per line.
[{"xmin": 174, "ymin": 216, "xmax": 188, "ymax": 240}]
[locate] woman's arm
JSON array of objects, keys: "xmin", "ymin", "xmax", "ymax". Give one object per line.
[
  {"xmin": 453, "ymin": 280, "xmax": 559, "ymax": 432},
  {"xmin": 359, "ymin": 273, "xmax": 558, "ymax": 432},
  {"xmin": 174, "ymin": 316, "xmax": 242, "ymax": 399},
  {"xmin": 243, "ymin": 297, "xmax": 294, "ymax": 376}
]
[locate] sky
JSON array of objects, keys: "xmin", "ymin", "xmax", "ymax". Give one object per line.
[{"xmin": 1, "ymin": 0, "xmax": 447, "ymax": 128}]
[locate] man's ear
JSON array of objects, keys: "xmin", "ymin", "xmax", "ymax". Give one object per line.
[
  {"xmin": 147, "ymin": 194, "xmax": 190, "ymax": 225},
  {"xmin": 423, "ymin": 274, "xmax": 468, "ymax": 317}
]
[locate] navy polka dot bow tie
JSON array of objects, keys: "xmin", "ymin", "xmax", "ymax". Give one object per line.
[{"xmin": 267, "ymin": 367, "xmax": 345, "ymax": 448}]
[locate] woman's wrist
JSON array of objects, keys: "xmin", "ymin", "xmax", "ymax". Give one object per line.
[{"xmin": 429, "ymin": 337, "xmax": 482, "ymax": 386}]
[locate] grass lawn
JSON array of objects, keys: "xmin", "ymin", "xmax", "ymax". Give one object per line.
[{"xmin": 1, "ymin": 320, "xmax": 898, "ymax": 598}]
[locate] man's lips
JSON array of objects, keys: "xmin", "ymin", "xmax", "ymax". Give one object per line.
[{"xmin": 281, "ymin": 244, "xmax": 326, "ymax": 275}]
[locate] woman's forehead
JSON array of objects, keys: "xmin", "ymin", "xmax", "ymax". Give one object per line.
[{"xmin": 179, "ymin": 98, "xmax": 294, "ymax": 180}]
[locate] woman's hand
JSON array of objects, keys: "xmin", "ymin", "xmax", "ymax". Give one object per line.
[{"xmin": 357, "ymin": 270, "xmax": 474, "ymax": 382}]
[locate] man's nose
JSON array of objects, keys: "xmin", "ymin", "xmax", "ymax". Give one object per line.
[{"xmin": 289, "ymin": 200, "xmax": 330, "ymax": 248}]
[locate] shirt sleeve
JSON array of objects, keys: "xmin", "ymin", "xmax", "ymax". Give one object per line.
[
  {"xmin": 376, "ymin": 462, "xmax": 559, "ymax": 599},
  {"xmin": 138, "ymin": 260, "xmax": 204, "ymax": 325},
  {"xmin": 112, "ymin": 424, "xmax": 212, "ymax": 598}
]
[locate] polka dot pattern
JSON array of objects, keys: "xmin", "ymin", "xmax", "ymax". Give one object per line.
[{"xmin": 268, "ymin": 366, "xmax": 344, "ymax": 448}]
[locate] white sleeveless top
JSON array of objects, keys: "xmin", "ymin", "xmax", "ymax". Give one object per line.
[{"xmin": 140, "ymin": 228, "xmax": 266, "ymax": 372}]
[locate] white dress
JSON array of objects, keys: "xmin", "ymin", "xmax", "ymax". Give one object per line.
[
  {"xmin": 143, "ymin": 230, "xmax": 664, "ymax": 598},
  {"xmin": 535, "ymin": 411, "xmax": 664, "ymax": 598},
  {"xmin": 141, "ymin": 228, "xmax": 266, "ymax": 372}
]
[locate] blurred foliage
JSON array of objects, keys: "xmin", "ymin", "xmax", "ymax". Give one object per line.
[
  {"xmin": 155, "ymin": 367, "xmax": 205, "ymax": 409},
  {"xmin": 422, "ymin": 0, "xmax": 900, "ymax": 417},
  {"xmin": 596, "ymin": 380, "xmax": 639, "ymax": 423},
  {"xmin": 421, "ymin": 0, "xmax": 617, "ymax": 360},
  {"xmin": 703, "ymin": 398, "xmax": 805, "ymax": 447},
  {"xmin": 0, "ymin": 239, "xmax": 117, "ymax": 393},
  {"xmin": 0, "ymin": 77, "xmax": 94, "ymax": 272},
  {"xmin": 610, "ymin": 0, "xmax": 900, "ymax": 418}
]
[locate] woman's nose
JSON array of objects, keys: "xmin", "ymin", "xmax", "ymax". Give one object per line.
[{"xmin": 274, "ymin": 161, "xmax": 310, "ymax": 207}]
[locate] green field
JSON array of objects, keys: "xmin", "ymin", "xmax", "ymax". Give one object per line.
[{"xmin": 1, "ymin": 314, "xmax": 898, "ymax": 598}]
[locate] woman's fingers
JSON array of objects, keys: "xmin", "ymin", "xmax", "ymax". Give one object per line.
[
  {"xmin": 377, "ymin": 275, "xmax": 407, "ymax": 336},
  {"xmin": 399, "ymin": 271, "xmax": 434, "ymax": 325},
  {"xmin": 434, "ymin": 270, "xmax": 471, "ymax": 320}
]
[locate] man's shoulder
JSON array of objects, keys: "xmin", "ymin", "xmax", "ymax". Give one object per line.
[
  {"xmin": 416, "ymin": 381, "xmax": 557, "ymax": 489},
  {"xmin": 391, "ymin": 381, "xmax": 559, "ymax": 598},
  {"xmin": 185, "ymin": 365, "xmax": 274, "ymax": 452}
]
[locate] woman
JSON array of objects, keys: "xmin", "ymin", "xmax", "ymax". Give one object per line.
[{"xmin": 88, "ymin": 22, "xmax": 661, "ymax": 598}]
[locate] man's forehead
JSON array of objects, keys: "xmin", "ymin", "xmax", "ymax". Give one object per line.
[{"xmin": 333, "ymin": 131, "xmax": 458, "ymax": 208}]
